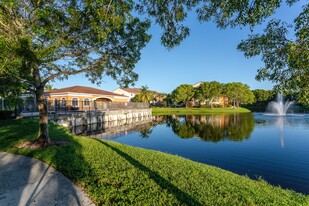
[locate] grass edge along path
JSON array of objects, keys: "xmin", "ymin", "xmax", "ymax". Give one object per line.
[
  {"xmin": 152, "ymin": 107, "xmax": 251, "ymax": 115},
  {"xmin": 0, "ymin": 119, "xmax": 308, "ymax": 205}
]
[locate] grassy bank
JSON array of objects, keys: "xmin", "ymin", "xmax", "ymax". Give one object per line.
[
  {"xmin": 152, "ymin": 107, "xmax": 251, "ymax": 115},
  {"xmin": 1, "ymin": 119, "xmax": 308, "ymax": 205}
]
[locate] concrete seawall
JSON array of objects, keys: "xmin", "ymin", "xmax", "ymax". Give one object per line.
[{"xmin": 50, "ymin": 108, "xmax": 152, "ymax": 130}]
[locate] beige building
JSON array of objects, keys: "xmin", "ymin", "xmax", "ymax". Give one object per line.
[
  {"xmin": 113, "ymin": 88, "xmax": 141, "ymax": 101},
  {"xmin": 192, "ymin": 81, "xmax": 203, "ymax": 88},
  {"xmin": 45, "ymin": 86, "xmax": 130, "ymax": 110}
]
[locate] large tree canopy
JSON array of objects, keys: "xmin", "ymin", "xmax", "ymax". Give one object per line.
[
  {"xmin": 0, "ymin": 0, "xmax": 151, "ymax": 87},
  {"xmin": 224, "ymin": 82, "xmax": 255, "ymax": 107},
  {"xmin": 171, "ymin": 84, "xmax": 195, "ymax": 107},
  {"xmin": 137, "ymin": 0, "xmax": 300, "ymax": 48},
  {"xmin": 237, "ymin": 2, "xmax": 309, "ymax": 105},
  {"xmin": 0, "ymin": 0, "xmax": 151, "ymax": 142},
  {"xmin": 252, "ymin": 89, "xmax": 275, "ymax": 103},
  {"xmin": 195, "ymin": 81, "xmax": 223, "ymax": 108}
]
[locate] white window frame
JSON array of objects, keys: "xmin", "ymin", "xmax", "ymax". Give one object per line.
[
  {"xmin": 72, "ymin": 98, "xmax": 79, "ymax": 107},
  {"xmin": 53, "ymin": 98, "xmax": 58, "ymax": 106},
  {"xmin": 61, "ymin": 98, "xmax": 66, "ymax": 107},
  {"xmin": 84, "ymin": 98, "xmax": 90, "ymax": 107}
]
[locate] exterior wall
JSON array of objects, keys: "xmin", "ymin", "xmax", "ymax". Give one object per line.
[
  {"xmin": 113, "ymin": 96, "xmax": 130, "ymax": 102},
  {"xmin": 218, "ymin": 96, "xmax": 229, "ymax": 106},
  {"xmin": 45, "ymin": 92, "xmax": 130, "ymax": 110},
  {"xmin": 50, "ymin": 109, "xmax": 152, "ymax": 132},
  {"xmin": 192, "ymin": 82, "xmax": 203, "ymax": 88},
  {"xmin": 113, "ymin": 88, "xmax": 137, "ymax": 100},
  {"xmin": 113, "ymin": 88, "xmax": 130, "ymax": 97}
]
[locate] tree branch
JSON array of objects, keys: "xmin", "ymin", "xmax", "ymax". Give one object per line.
[{"xmin": 42, "ymin": 58, "xmax": 104, "ymax": 85}]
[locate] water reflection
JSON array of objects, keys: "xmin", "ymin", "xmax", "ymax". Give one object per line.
[
  {"xmin": 70, "ymin": 116, "xmax": 153, "ymax": 139},
  {"xmin": 138, "ymin": 122, "xmax": 153, "ymax": 138},
  {"xmin": 72, "ymin": 113, "xmax": 255, "ymax": 143},
  {"xmin": 88, "ymin": 113, "xmax": 309, "ymax": 194},
  {"xmin": 276, "ymin": 117, "xmax": 285, "ymax": 148},
  {"xmin": 254, "ymin": 114, "xmax": 309, "ymax": 148},
  {"xmin": 158, "ymin": 113, "xmax": 255, "ymax": 142}
]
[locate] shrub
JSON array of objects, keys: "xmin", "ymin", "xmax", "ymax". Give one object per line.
[{"xmin": 0, "ymin": 110, "xmax": 13, "ymax": 119}]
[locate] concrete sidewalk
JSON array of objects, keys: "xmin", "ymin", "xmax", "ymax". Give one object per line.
[{"xmin": 0, "ymin": 152, "xmax": 95, "ymax": 206}]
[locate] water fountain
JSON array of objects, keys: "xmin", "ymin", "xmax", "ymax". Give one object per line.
[{"xmin": 267, "ymin": 93, "xmax": 293, "ymax": 116}]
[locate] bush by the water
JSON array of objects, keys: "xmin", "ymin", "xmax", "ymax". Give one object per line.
[{"xmin": 0, "ymin": 110, "xmax": 13, "ymax": 119}]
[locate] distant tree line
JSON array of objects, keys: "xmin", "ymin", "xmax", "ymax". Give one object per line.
[
  {"xmin": 134, "ymin": 82, "xmax": 309, "ymax": 112},
  {"xmin": 133, "ymin": 81, "xmax": 254, "ymax": 108},
  {"xmin": 169, "ymin": 81, "xmax": 255, "ymax": 108}
]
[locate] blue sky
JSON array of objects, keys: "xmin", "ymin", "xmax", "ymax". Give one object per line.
[{"xmin": 53, "ymin": 1, "xmax": 305, "ymax": 94}]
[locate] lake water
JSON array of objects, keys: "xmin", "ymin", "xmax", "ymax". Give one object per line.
[{"xmin": 80, "ymin": 113, "xmax": 309, "ymax": 194}]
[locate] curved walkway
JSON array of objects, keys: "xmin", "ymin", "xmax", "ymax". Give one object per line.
[{"xmin": 0, "ymin": 152, "xmax": 95, "ymax": 206}]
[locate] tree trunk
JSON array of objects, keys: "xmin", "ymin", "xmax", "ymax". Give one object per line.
[{"xmin": 36, "ymin": 87, "xmax": 50, "ymax": 145}]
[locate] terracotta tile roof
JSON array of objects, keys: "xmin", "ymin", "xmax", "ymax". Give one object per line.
[
  {"xmin": 46, "ymin": 86, "xmax": 125, "ymax": 97},
  {"xmin": 120, "ymin": 88, "xmax": 141, "ymax": 94}
]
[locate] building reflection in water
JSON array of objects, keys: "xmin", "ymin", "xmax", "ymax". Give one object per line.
[{"xmin": 70, "ymin": 115, "xmax": 153, "ymax": 139}]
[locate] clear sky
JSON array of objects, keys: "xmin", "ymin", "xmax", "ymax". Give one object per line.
[{"xmin": 53, "ymin": 1, "xmax": 305, "ymax": 94}]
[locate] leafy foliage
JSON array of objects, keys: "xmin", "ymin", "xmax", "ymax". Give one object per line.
[
  {"xmin": 224, "ymin": 82, "xmax": 255, "ymax": 107},
  {"xmin": 133, "ymin": 85, "xmax": 154, "ymax": 103},
  {"xmin": 195, "ymin": 81, "xmax": 223, "ymax": 108},
  {"xmin": 0, "ymin": 0, "xmax": 151, "ymax": 140},
  {"xmin": 252, "ymin": 89, "xmax": 276, "ymax": 103},
  {"xmin": 171, "ymin": 84, "xmax": 195, "ymax": 107},
  {"xmin": 0, "ymin": 1, "xmax": 151, "ymax": 88},
  {"xmin": 137, "ymin": 0, "xmax": 300, "ymax": 48},
  {"xmin": 0, "ymin": 73, "xmax": 25, "ymax": 110},
  {"xmin": 152, "ymin": 107, "xmax": 251, "ymax": 115},
  {"xmin": 238, "ymin": 3, "xmax": 309, "ymax": 105},
  {"xmin": 0, "ymin": 110, "xmax": 13, "ymax": 119}
]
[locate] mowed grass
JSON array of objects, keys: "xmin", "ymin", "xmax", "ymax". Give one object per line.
[
  {"xmin": 1, "ymin": 119, "xmax": 308, "ymax": 205},
  {"xmin": 152, "ymin": 107, "xmax": 251, "ymax": 115}
]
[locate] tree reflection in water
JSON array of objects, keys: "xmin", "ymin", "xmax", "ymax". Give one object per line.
[
  {"xmin": 156, "ymin": 113, "xmax": 255, "ymax": 142},
  {"xmin": 138, "ymin": 122, "xmax": 153, "ymax": 138}
]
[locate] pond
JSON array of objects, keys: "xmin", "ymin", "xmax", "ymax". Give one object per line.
[{"xmin": 73, "ymin": 113, "xmax": 309, "ymax": 194}]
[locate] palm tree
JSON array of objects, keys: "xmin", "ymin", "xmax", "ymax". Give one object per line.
[{"xmin": 135, "ymin": 85, "xmax": 154, "ymax": 103}]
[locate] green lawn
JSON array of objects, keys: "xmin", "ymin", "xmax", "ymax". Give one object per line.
[
  {"xmin": 0, "ymin": 119, "xmax": 308, "ymax": 205},
  {"xmin": 152, "ymin": 107, "xmax": 251, "ymax": 115}
]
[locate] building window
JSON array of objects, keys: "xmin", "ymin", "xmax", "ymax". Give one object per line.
[
  {"xmin": 54, "ymin": 98, "xmax": 58, "ymax": 106},
  {"xmin": 61, "ymin": 98, "xmax": 66, "ymax": 107},
  {"xmin": 94, "ymin": 100, "xmax": 98, "ymax": 109},
  {"xmin": 84, "ymin": 98, "xmax": 90, "ymax": 106},
  {"xmin": 72, "ymin": 98, "xmax": 78, "ymax": 107}
]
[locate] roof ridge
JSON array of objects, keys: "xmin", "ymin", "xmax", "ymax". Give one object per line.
[{"xmin": 46, "ymin": 86, "xmax": 126, "ymax": 97}]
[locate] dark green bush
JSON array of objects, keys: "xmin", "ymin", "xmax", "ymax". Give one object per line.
[{"xmin": 0, "ymin": 110, "xmax": 13, "ymax": 119}]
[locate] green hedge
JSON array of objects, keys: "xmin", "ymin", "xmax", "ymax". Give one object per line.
[{"xmin": 0, "ymin": 110, "xmax": 13, "ymax": 119}]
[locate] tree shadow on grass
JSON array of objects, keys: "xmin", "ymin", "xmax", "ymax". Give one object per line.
[
  {"xmin": 0, "ymin": 119, "xmax": 93, "ymax": 206},
  {"xmin": 97, "ymin": 140, "xmax": 202, "ymax": 206}
]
